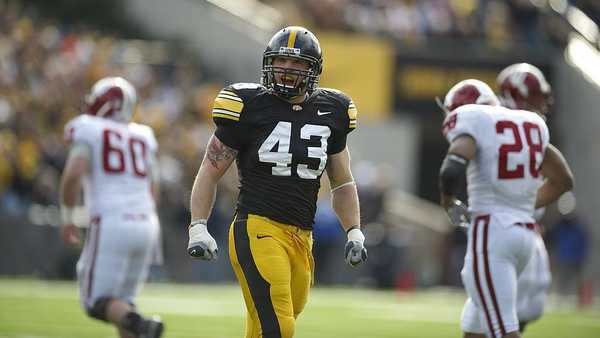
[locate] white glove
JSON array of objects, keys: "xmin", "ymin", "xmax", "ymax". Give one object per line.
[
  {"xmin": 187, "ymin": 221, "xmax": 218, "ymax": 260},
  {"xmin": 345, "ymin": 228, "xmax": 368, "ymax": 267}
]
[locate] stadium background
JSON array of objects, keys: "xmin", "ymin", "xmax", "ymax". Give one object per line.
[{"xmin": 0, "ymin": 0, "xmax": 599, "ymax": 337}]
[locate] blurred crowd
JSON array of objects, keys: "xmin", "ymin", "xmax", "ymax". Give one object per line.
[
  {"xmin": 0, "ymin": 2, "xmax": 398, "ymax": 284},
  {"xmin": 0, "ymin": 3, "xmax": 228, "ymax": 225},
  {"xmin": 1, "ymin": 1, "xmax": 592, "ymax": 289},
  {"xmin": 264, "ymin": 0, "xmax": 551, "ymax": 47}
]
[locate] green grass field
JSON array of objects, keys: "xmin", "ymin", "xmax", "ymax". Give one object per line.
[{"xmin": 0, "ymin": 278, "xmax": 598, "ymax": 338}]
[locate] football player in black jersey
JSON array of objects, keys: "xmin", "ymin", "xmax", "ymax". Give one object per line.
[{"xmin": 186, "ymin": 26, "xmax": 367, "ymax": 337}]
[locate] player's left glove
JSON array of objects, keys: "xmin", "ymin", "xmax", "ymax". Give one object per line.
[
  {"xmin": 345, "ymin": 227, "xmax": 368, "ymax": 267},
  {"xmin": 446, "ymin": 199, "xmax": 470, "ymax": 229},
  {"xmin": 187, "ymin": 220, "xmax": 218, "ymax": 260}
]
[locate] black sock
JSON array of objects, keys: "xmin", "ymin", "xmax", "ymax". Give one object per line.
[
  {"xmin": 519, "ymin": 321, "xmax": 529, "ymax": 333},
  {"xmin": 120, "ymin": 311, "xmax": 144, "ymax": 335}
]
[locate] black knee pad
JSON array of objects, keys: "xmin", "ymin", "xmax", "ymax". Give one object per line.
[{"xmin": 86, "ymin": 297, "xmax": 113, "ymax": 322}]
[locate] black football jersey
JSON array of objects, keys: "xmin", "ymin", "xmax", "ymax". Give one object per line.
[{"xmin": 212, "ymin": 83, "xmax": 357, "ymax": 229}]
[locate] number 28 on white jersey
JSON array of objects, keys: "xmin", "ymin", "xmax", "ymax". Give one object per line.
[{"xmin": 443, "ymin": 104, "xmax": 550, "ymax": 220}]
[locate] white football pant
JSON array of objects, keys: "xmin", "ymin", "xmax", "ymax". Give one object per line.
[
  {"xmin": 460, "ymin": 213, "xmax": 537, "ymax": 337},
  {"xmin": 516, "ymin": 233, "xmax": 551, "ymax": 322},
  {"xmin": 77, "ymin": 212, "xmax": 160, "ymax": 309}
]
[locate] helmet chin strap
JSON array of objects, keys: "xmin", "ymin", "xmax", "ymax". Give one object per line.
[
  {"xmin": 273, "ymin": 88, "xmax": 308, "ymax": 103},
  {"xmin": 287, "ymin": 92, "xmax": 308, "ymax": 104}
]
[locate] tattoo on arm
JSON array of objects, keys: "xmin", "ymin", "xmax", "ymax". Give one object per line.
[{"xmin": 206, "ymin": 136, "xmax": 237, "ymax": 169}]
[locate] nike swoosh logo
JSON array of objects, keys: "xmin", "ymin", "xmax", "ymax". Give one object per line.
[
  {"xmin": 317, "ymin": 110, "xmax": 332, "ymax": 116},
  {"xmin": 256, "ymin": 235, "xmax": 272, "ymax": 239}
]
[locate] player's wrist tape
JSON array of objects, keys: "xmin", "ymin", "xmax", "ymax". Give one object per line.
[
  {"xmin": 189, "ymin": 219, "xmax": 208, "ymax": 228},
  {"xmin": 439, "ymin": 153, "xmax": 468, "ymax": 195},
  {"xmin": 189, "ymin": 221, "xmax": 208, "ymax": 239},
  {"xmin": 331, "ymin": 181, "xmax": 356, "ymax": 193},
  {"xmin": 61, "ymin": 206, "xmax": 75, "ymax": 224},
  {"xmin": 345, "ymin": 225, "xmax": 360, "ymax": 234},
  {"xmin": 347, "ymin": 228, "xmax": 365, "ymax": 244},
  {"xmin": 446, "ymin": 153, "xmax": 468, "ymax": 165}
]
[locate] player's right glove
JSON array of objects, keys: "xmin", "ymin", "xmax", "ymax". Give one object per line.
[
  {"xmin": 446, "ymin": 199, "xmax": 470, "ymax": 229},
  {"xmin": 345, "ymin": 227, "xmax": 368, "ymax": 267},
  {"xmin": 187, "ymin": 220, "xmax": 218, "ymax": 260}
]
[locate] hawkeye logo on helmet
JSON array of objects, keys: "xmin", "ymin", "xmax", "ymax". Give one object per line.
[{"xmin": 279, "ymin": 47, "xmax": 301, "ymax": 55}]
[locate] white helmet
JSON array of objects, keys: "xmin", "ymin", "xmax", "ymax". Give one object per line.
[
  {"xmin": 443, "ymin": 79, "xmax": 500, "ymax": 112},
  {"xmin": 84, "ymin": 77, "xmax": 137, "ymax": 122},
  {"xmin": 497, "ymin": 63, "xmax": 552, "ymax": 114}
]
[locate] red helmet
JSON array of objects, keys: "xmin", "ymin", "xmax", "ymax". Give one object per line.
[
  {"xmin": 496, "ymin": 63, "xmax": 551, "ymax": 114},
  {"xmin": 443, "ymin": 79, "xmax": 500, "ymax": 112},
  {"xmin": 84, "ymin": 77, "xmax": 137, "ymax": 122}
]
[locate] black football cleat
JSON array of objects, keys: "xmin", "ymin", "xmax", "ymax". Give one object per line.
[{"xmin": 138, "ymin": 315, "xmax": 164, "ymax": 338}]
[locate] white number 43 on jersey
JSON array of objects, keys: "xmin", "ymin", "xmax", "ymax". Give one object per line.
[{"xmin": 258, "ymin": 121, "xmax": 330, "ymax": 179}]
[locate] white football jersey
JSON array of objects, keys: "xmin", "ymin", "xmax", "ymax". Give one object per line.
[
  {"xmin": 443, "ymin": 104, "xmax": 549, "ymax": 222},
  {"xmin": 64, "ymin": 115, "xmax": 158, "ymax": 216}
]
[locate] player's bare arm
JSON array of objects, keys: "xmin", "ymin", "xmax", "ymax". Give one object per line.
[
  {"xmin": 149, "ymin": 152, "xmax": 160, "ymax": 206},
  {"xmin": 439, "ymin": 134, "xmax": 476, "ymax": 209},
  {"xmin": 188, "ymin": 134, "xmax": 237, "ymax": 260},
  {"xmin": 190, "ymin": 134, "xmax": 237, "ymax": 220},
  {"xmin": 326, "ymin": 147, "xmax": 360, "ymax": 230},
  {"xmin": 326, "ymin": 146, "xmax": 367, "ymax": 266},
  {"xmin": 59, "ymin": 143, "xmax": 90, "ymax": 245},
  {"xmin": 206, "ymin": 134, "xmax": 238, "ymax": 171},
  {"xmin": 535, "ymin": 144, "xmax": 574, "ymax": 209}
]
